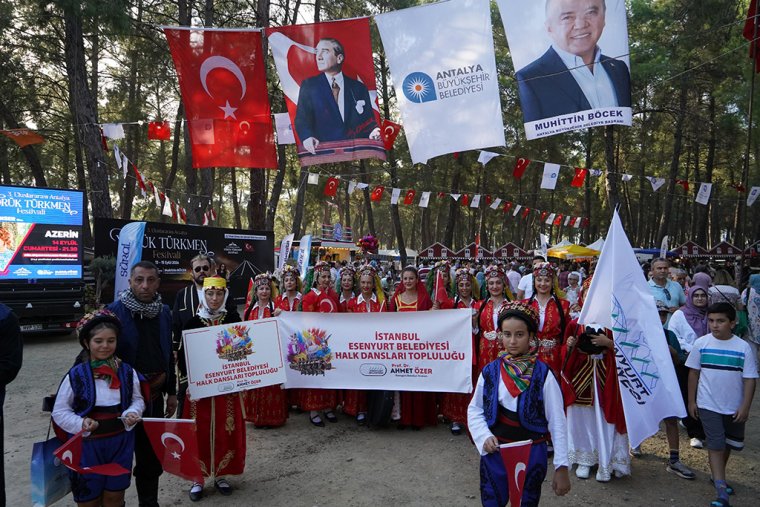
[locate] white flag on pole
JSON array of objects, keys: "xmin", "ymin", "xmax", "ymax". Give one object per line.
[
  {"xmin": 747, "ymin": 186, "xmax": 760, "ymax": 207},
  {"xmin": 162, "ymin": 196, "xmax": 173, "ymax": 217},
  {"xmin": 545, "ymin": 213, "xmax": 555, "ymax": 225},
  {"xmin": 541, "ymin": 163, "xmax": 560, "ymax": 190},
  {"xmin": 419, "ymin": 191, "xmax": 431, "ymax": 208},
  {"xmin": 647, "ymin": 177, "xmax": 666, "ymax": 192},
  {"xmin": 307, "ymin": 173, "xmax": 319, "ymax": 185},
  {"xmin": 490, "ymin": 197, "xmax": 502, "ymax": 210},
  {"xmin": 578, "ymin": 211, "xmax": 686, "ymax": 448},
  {"xmin": 659, "ymin": 235, "xmax": 669, "ymax": 259},
  {"xmin": 470, "ymin": 194, "xmax": 481, "ymax": 208},
  {"xmin": 477, "ymin": 151, "xmax": 500, "ymax": 167},
  {"xmin": 347, "ymin": 181, "xmax": 358, "ymax": 195},
  {"xmin": 375, "ymin": 0, "xmax": 505, "ymax": 164},
  {"xmin": 695, "ymin": 183, "xmax": 712, "ymax": 205},
  {"xmin": 512, "ymin": 204, "xmax": 522, "ymax": 217},
  {"xmin": 114, "ymin": 145, "xmax": 122, "ymax": 170},
  {"xmin": 102, "ymin": 123, "xmax": 125, "ymax": 140},
  {"xmin": 621, "ymin": 174, "xmax": 633, "ymax": 182},
  {"xmin": 450, "ymin": 194, "xmax": 461, "ymax": 202},
  {"xmin": 390, "ymin": 188, "xmax": 401, "ymax": 205}
]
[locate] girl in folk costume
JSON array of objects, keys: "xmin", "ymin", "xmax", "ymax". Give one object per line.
[
  {"xmin": 524, "ymin": 262, "xmax": 570, "ymax": 376},
  {"xmin": 344, "ymin": 264, "xmax": 387, "ymax": 424},
  {"xmin": 298, "ymin": 261, "xmax": 340, "ymax": 426},
  {"xmin": 561, "ymin": 320, "xmax": 630, "ymax": 482},
  {"xmin": 440, "ymin": 267, "xmax": 481, "ymax": 435},
  {"xmin": 52, "ymin": 310, "xmax": 145, "ymax": 507},
  {"xmin": 427, "ymin": 260, "xmax": 455, "ymax": 309},
  {"xmin": 182, "ymin": 276, "xmax": 245, "ymax": 500},
  {"xmin": 337, "ymin": 265, "xmax": 358, "ymax": 313},
  {"xmin": 388, "ymin": 265, "xmax": 438, "ymax": 429},
  {"xmin": 467, "ymin": 301, "xmax": 570, "ymax": 507},
  {"xmin": 477, "ymin": 264, "xmax": 514, "ymax": 373},
  {"xmin": 274, "ymin": 265, "xmax": 303, "ymax": 313},
  {"xmin": 242, "ymin": 273, "xmax": 288, "ymax": 428}
]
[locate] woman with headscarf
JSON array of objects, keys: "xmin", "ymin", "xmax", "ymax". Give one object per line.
[
  {"xmin": 476, "ymin": 264, "xmax": 513, "ymax": 373},
  {"xmin": 667, "ymin": 272, "xmax": 709, "ymax": 448},
  {"xmin": 524, "ymin": 262, "xmax": 570, "ymax": 376},
  {"xmin": 343, "ymin": 264, "xmax": 387, "ymax": 424},
  {"xmin": 389, "ymin": 265, "xmax": 437, "ymax": 429},
  {"xmin": 468, "ymin": 301, "xmax": 570, "ymax": 506},
  {"xmin": 182, "ymin": 276, "xmax": 245, "ymax": 500},
  {"xmin": 440, "ymin": 267, "xmax": 480, "ymax": 435},
  {"xmin": 564, "ymin": 271, "xmax": 582, "ymax": 318},
  {"xmin": 298, "ymin": 261, "xmax": 340, "ymax": 427},
  {"xmin": 242, "ymin": 273, "xmax": 288, "ymax": 428}
]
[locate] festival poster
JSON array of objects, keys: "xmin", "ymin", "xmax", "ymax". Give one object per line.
[
  {"xmin": 278, "ymin": 309, "xmax": 473, "ymax": 393},
  {"xmin": 266, "ymin": 19, "xmax": 386, "ymax": 167},
  {"xmin": 375, "ymin": 0, "xmax": 505, "ymax": 164},
  {"xmin": 183, "ymin": 318, "xmax": 286, "ymax": 400},
  {"xmin": 496, "ymin": 0, "xmax": 632, "ymax": 139},
  {"xmin": 0, "ymin": 185, "xmax": 83, "ymax": 280}
]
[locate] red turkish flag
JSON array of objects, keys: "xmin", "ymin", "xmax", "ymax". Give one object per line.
[
  {"xmin": 0, "ymin": 128, "xmax": 45, "ymax": 147},
  {"xmin": 499, "ymin": 440, "xmax": 532, "ymax": 507},
  {"xmin": 132, "ymin": 163, "xmax": 148, "ymax": 197},
  {"xmin": 581, "ymin": 217, "xmax": 590, "ymax": 228},
  {"xmin": 553, "ymin": 214, "xmax": 563, "ymax": 226},
  {"xmin": 403, "ymin": 189, "xmax": 416, "ymax": 205},
  {"xmin": 382, "ymin": 119, "xmax": 402, "ymax": 151},
  {"xmin": 324, "ymin": 177, "xmax": 339, "ymax": 197},
  {"xmin": 148, "ymin": 121, "xmax": 172, "ymax": 141},
  {"xmin": 512, "ymin": 158, "xmax": 531, "ymax": 180},
  {"xmin": 503, "ymin": 201, "xmax": 513, "ymax": 214},
  {"xmin": 521, "ymin": 207, "xmax": 531, "ymax": 219},
  {"xmin": 540, "ymin": 211, "xmax": 548, "ymax": 222},
  {"xmin": 569, "ymin": 217, "xmax": 578, "ymax": 227},
  {"xmin": 675, "ymin": 179, "xmax": 689, "ymax": 191},
  {"xmin": 142, "ymin": 418, "xmax": 204, "ymax": 483},
  {"xmin": 370, "ymin": 185, "xmax": 385, "ymax": 202},
  {"xmin": 571, "ymin": 168, "xmax": 587, "ymax": 187},
  {"xmin": 461, "ymin": 194, "xmax": 470, "ymax": 207},
  {"xmin": 434, "ymin": 270, "xmax": 448, "ymax": 303},
  {"xmin": 437, "ymin": 191, "xmax": 446, "ymax": 199},
  {"xmin": 55, "ymin": 430, "xmax": 130, "ymax": 476},
  {"xmin": 163, "ymin": 28, "xmax": 277, "ymax": 169},
  {"xmin": 744, "ymin": 0, "xmax": 760, "ymax": 71},
  {"xmin": 485, "ymin": 195, "xmax": 492, "ymax": 206}
]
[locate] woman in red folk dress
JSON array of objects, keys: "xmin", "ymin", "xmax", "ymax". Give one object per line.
[
  {"xmin": 524, "ymin": 262, "xmax": 570, "ymax": 376},
  {"xmin": 427, "ymin": 260, "xmax": 455, "ymax": 310},
  {"xmin": 274, "ymin": 265, "xmax": 303, "ymax": 313},
  {"xmin": 242, "ymin": 273, "xmax": 288, "ymax": 428},
  {"xmin": 388, "ymin": 265, "xmax": 437, "ymax": 429},
  {"xmin": 299, "ymin": 261, "xmax": 341, "ymax": 427},
  {"xmin": 476, "ymin": 264, "xmax": 514, "ymax": 373},
  {"xmin": 182, "ymin": 276, "xmax": 245, "ymax": 501},
  {"xmin": 344, "ymin": 264, "xmax": 387, "ymax": 424},
  {"xmin": 337, "ymin": 265, "xmax": 358, "ymax": 313},
  {"xmin": 440, "ymin": 267, "xmax": 481, "ymax": 435}
]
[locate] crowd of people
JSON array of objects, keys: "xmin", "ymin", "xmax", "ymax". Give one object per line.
[{"xmin": 42, "ymin": 251, "xmax": 760, "ymax": 507}]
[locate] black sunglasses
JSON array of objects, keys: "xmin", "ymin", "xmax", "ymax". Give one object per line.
[
  {"xmin": 662, "ymin": 287, "xmax": 671, "ymax": 299},
  {"xmin": 194, "ymin": 265, "xmax": 210, "ymax": 273}
]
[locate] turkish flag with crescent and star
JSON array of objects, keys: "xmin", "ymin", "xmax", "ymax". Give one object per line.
[
  {"xmin": 147, "ymin": 121, "xmax": 172, "ymax": 141},
  {"xmin": 403, "ymin": 189, "xmax": 416, "ymax": 205},
  {"xmin": 54, "ymin": 430, "xmax": 130, "ymax": 476},
  {"xmin": 512, "ymin": 157, "xmax": 531, "ymax": 180},
  {"xmin": 381, "ymin": 119, "xmax": 402, "ymax": 151},
  {"xmin": 370, "ymin": 185, "xmax": 385, "ymax": 202},
  {"xmin": 499, "ymin": 440, "xmax": 532, "ymax": 507},
  {"xmin": 164, "ymin": 28, "xmax": 277, "ymax": 169},
  {"xmin": 142, "ymin": 418, "xmax": 204, "ymax": 482},
  {"xmin": 324, "ymin": 177, "xmax": 340, "ymax": 197}
]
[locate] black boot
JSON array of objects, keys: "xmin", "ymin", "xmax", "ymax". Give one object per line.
[{"xmin": 135, "ymin": 476, "xmax": 160, "ymax": 507}]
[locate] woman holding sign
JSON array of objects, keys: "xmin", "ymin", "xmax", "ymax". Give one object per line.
[
  {"xmin": 344, "ymin": 264, "xmax": 387, "ymax": 424},
  {"xmin": 440, "ymin": 267, "xmax": 481, "ymax": 435},
  {"xmin": 476, "ymin": 265, "xmax": 513, "ymax": 372},
  {"xmin": 242, "ymin": 273, "xmax": 289, "ymax": 429},
  {"xmin": 298, "ymin": 261, "xmax": 341, "ymax": 427},
  {"xmin": 181, "ymin": 276, "xmax": 245, "ymax": 501},
  {"xmin": 389, "ymin": 265, "xmax": 437, "ymax": 429}
]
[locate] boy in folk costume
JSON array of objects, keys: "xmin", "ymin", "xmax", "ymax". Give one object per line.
[
  {"xmin": 468, "ymin": 301, "xmax": 570, "ymax": 507},
  {"xmin": 52, "ymin": 309, "xmax": 145, "ymax": 507},
  {"xmin": 243, "ymin": 273, "xmax": 288, "ymax": 428}
]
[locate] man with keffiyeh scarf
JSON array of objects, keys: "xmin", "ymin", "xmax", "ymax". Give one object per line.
[{"xmin": 107, "ymin": 261, "xmax": 175, "ymax": 507}]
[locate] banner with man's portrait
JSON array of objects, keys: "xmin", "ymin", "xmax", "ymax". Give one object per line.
[
  {"xmin": 267, "ymin": 19, "xmax": 386, "ymax": 167},
  {"xmin": 496, "ymin": 0, "xmax": 632, "ymax": 139}
]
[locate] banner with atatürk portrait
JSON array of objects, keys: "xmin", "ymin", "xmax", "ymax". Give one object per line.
[{"xmin": 267, "ymin": 19, "xmax": 386, "ymax": 167}]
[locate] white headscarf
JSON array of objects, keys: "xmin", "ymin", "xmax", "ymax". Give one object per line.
[{"xmin": 197, "ymin": 287, "xmax": 229, "ymax": 320}]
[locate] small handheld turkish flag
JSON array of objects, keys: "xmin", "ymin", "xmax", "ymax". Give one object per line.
[
  {"xmin": 403, "ymin": 189, "xmax": 416, "ymax": 205},
  {"xmin": 55, "ymin": 430, "xmax": 130, "ymax": 476},
  {"xmin": 142, "ymin": 418, "xmax": 204, "ymax": 483},
  {"xmin": 381, "ymin": 119, "xmax": 402, "ymax": 151},
  {"xmin": 370, "ymin": 185, "xmax": 385, "ymax": 202},
  {"xmin": 324, "ymin": 177, "xmax": 339, "ymax": 197},
  {"xmin": 512, "ymin": 158, "xmax": 531, "ymax": 180},
  {"xmin": 499, "ymin": 440, "xmax": 532, "ymax": 507},
  {"xmin": 148, "ymin": 121, "xmax": 172, "ymax": 141}
]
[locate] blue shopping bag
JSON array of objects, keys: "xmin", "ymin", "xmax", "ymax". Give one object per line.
[{"xmin": 30, "ymin": 435, "xmax": 70, "ymax": 507}]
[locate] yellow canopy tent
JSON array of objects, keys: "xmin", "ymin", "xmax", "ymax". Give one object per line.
[{"xmin": 547, "ymin": 244, "xmax": 601, "ymax": 260}]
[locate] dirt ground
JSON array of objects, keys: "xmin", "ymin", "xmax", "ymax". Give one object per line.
[{"xmin": 6, "ymin": 331, "xmax": 759, "ymax": 506}]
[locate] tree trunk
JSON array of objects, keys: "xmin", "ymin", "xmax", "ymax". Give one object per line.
[
  {"xmin": 656, "ymin": 80, "xmax": 688, "ymax": 245},
  {"xmin": 583, "ymin": 129, "xmax": 592, "ymax": 244},
  {"xmin": 0, "ymin": 118, "xmax": 8, "ymax": 184},
  {"xmin": 164, "ymin": 102, "xmax": 183, "ymax": 192},
  {"xmin": 63, "ymin": 4, "xmax": 111, "ymax": 218},
  {"xmin": 443, "ymin": 158, "xmax": 463, "ymax": 248},
  {"xmin": 72, "ymin": 124, "xmax": 93, "ymax": 246},
  {"xmin": 231, "ymin": 168, "xmax": 242, "ymax": 229},
  {"xmin": 121, "ymin": 0, "xmax": 143, "ymax": 220},
  {"xmin": 697, "ymin": 94, "xmax": 716, "ymax": 245}
]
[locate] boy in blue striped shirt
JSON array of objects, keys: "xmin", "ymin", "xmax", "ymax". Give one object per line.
[{"xmin": 686, "ymin": 302, "xmax": 758, "ymax": 507}]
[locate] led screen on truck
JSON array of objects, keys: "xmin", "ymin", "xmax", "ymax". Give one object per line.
[{"xmin": 0, "ymin": 185, "xmax": 84, "ymax": 280}]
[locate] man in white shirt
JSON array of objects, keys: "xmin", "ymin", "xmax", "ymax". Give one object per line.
[{"xmin": 516, "ymin": 256, "xmax": 546, "ymax": 299}]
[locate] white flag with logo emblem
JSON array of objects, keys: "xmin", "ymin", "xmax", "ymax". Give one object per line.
[
  {"xmin": 419, "ymin": 191, "xmax": 431, "ymax": 208},
  {"xmin": 490, "ymin": 197, "xmax": 502, "ymax": 210},
  {"xmin": 747, "ymin": 186, "xmax": 760, "ymax": 207},
  {"xmin": 695, "ymin": 182, "xmax": 712, "ymax": 205},
  {"xmin": 540, "ymin": 163, "xmax": 560, "ymax": 190},
  {"xmin": 390, "ymin": 188, "xmax": 401, "ymax": 205},
  {"xmin": 375, "ymin": 0, "xmax": 505, "ymax": 164},
  {"xmin": 470, "ymin": 194, "xmax": 481, "ymax": 208},
  {"xmin": 647, "ymin": 177, "xmax": 666, "ymax": 192}
]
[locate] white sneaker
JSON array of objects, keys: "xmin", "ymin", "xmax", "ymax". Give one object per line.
[
  {"xmin": 575, "ymin": 465, "xmax": 591, "ymax": 479},
  {"xmin": 613, "ymin": 469, "xmax": 627, "ymax": 479},
  {"xmin": 595, "ymin": 469, "xmax": 611, "ymax": 482},
  {"xmin": 689, "ymin": 438, "xmax": 704, "ymax": 449}
]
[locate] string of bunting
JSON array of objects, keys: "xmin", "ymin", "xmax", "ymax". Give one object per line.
[{"xmin": 306, "ymin": 172, "xmax": 590, "ymax": 230}]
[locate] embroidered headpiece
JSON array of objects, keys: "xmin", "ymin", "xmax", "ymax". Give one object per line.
[
  {"xmin": 484, "ymin": 264, "xmax": 506, "ymax": 280},
  {"xmin": 455, "ymin": 267, "xmax": 472, "ymax": 284},
  {"xmin": 340, "ymin": 265, "xmax": 356, "ymax": 278},
  {"xmin": 77, "ymin": 308, "xmax": 121, "ymax": 347},
  {"xmin": 359, "ymin": 263, "xmax": 377, "ymax": 278},
  {"xmin": 498, "ymin": 300, "xmax": 539, "ymax": 332},
  {"xmin": 532, "ymin": 262, "xmax": 556, "ymax": 279},
  {"xmin": 203, "ymin": 276, "xmax": 227, "ymax": 290},
  {"xmin": 253, "ymin": 272, "xmax": 272, "ymax": 288},
  {"xmin": 314, "ymin": 261, "xmax": 331, "ymax": 273}
]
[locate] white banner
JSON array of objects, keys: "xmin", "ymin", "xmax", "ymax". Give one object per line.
[
  {"xmin": 375, "ymin": 0, "xmax": 505, "ymax": 164},
  {"xmin": 541, "ymin": 163, "xmax": 560, "ymax": 189},
  {"xmin": 113, "ymin": 221, "xmax": 146, "ymax": 298},
  {"xmin": 478, "ymin": 150, "xmax": 499, "ymax": 166},
  {"xmin": 749, "ymin": 186, "xmax": 760, "ymax": 207},
  {"xmin": 274, "ymin": 112, "xmax": 295, "ymax": 145},
  {"xmin": 578, "ymin": 211, "xmax": 685, "ymax": 448},
  {"xmin": 295, "ymin": 234, "xmax": 312, "ymax": 279},
  {"xmin": 390, "ymin": 187, "xmax": 401, "ymax": 205},
  {"xmin": 278, "ymin": 309, "xmax": 473, "ymax": 392},
  {"xmin": 470, "ymin": 194, "xmax": 481, "ymax": 208},
  {"xmin": 490, "ymin": 197, "xmax": 502, "ymax": 210},
  {"xmin": 695, "ymin": 182, "xmax": 712, "ymax": 205},
  {"xmin": 419, "ymin": 191, "xmax": 431, "ymax": 208},
  {"xmin": 183, "ymin": 319, "xmax": 286, "ymax": 400},
  {"xmin": 647, "ymin": 176, "xmax": 666, "ymax": 192},
  {"xmin": 278, "ymin": 233, "xmax": 295, "ymax": 271}
]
